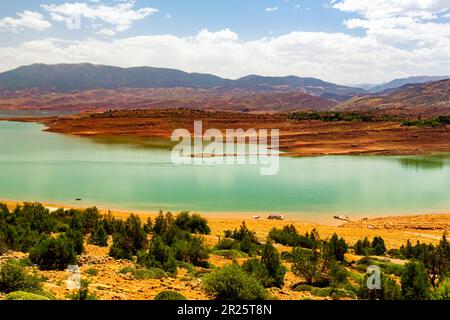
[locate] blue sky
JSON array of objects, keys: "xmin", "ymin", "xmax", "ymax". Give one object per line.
[{"xmin": 1, "ymin": 0, "xmax": 450, "ymax": 84}]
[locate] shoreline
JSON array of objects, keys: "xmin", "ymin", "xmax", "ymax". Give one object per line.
[
  {"xmin": 1, "ymin": 198, "xmax": 449, "ymax": 249},
  {"xmin": 3, "ymin": 109, "xmax": 450, "ymax": 157}
]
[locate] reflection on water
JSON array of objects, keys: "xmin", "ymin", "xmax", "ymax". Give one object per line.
[
  {"xmin": 86, "ymin": 136, "xmax": 176, "ymax": 151},
  {"xmin": 397, "ymin": 155, "xmax": 450, "ymax": 170}
]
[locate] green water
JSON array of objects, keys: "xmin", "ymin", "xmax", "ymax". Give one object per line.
[{"xmin": 0, "ymin": 121, "xmax": 449, "ymax": 219}]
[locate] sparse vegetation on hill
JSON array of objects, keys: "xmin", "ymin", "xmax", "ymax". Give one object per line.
[{"xmin": 1, "ymin": 202, "xmax": 450, "ymax": 301}]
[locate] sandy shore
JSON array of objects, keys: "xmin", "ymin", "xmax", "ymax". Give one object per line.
[{"xmin": 2, "ymin": 199, "xmax": 449, "ymax": 249}]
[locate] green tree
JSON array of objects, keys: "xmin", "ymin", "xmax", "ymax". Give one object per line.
[
  {"xmin": 203, "ymin": 264, "xmax": 267, "ymax": 300},
  {"xmin": 401, "ymin": 261, "xmax": 431, "ymax": 300},
  {"xmin": 328, "ymin": 233, "xmax": 348, "ymax": 261},
  {"xmin": 89, "ymin": 222, "xmax": 108, "ymax": 247},
  {"xmin": 29, "ymin": 236, "xmax": 77, "ymax": 271},
  {"xmin": 372, "ymin": 236, "xmax": 386, "ymax": 256}
]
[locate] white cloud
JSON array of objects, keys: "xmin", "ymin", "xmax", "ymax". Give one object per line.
[
  {"xmin": 1, "ymin": 1, "xmax": 450, "ymax": 85},
  {"xmin": 265, "ymin": 6, "xmax": 279, "ymax": 12},
  {"xmin": 0, "ymin": 11, "xmax": 51, "ymax": 32},
  {"xmin": 1, "ymin": 28, "xmax": 450, "ymax": 85},
  {"xmin": 41, "ymin": 1, "xmax": 158, "ymax": 35}
]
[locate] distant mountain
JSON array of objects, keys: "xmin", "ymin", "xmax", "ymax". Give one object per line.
[
  {"xmin": 0, "ymin": 63, "xmax": 363, "ymax": 99},
  {"xmin": 234, "ymin": 75, "xmax": 364, "ymax": 98},
  {"xmin": 370, "ymin": 76, "xmax": 449, "ymax": 93},
  {"xmin": 337, "ymin": 79, "xmax": 450, "ymax": 117}
]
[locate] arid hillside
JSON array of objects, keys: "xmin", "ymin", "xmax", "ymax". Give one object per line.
[
  {"xmin": 338, "ymin": 79, "xmax": 450, "ymax": 118},
  {"xmin": 13, "ymin": 109, "xmax": 450, "ymax": 157}
]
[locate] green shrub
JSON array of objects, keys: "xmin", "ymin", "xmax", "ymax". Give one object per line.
[
  {"xmin": 29, "ymin": 236, "xmax": 77, "ymax": 271},
  {"xmin": 432, "ymin": 278, "xmax": 450, "ymax": 300},
  {"xmin": 137, "ymin": 236, "xmax": 177, "ymax": 275},
  {"xmin": 203, "ymin": 264, "xmax": 267, "ymax": 300},
  {"xmin": 109, "ymin": 214, "xmax": 148, "ymax": 260},
  {"xmin": 354, "ymin": 236, "xmax": 386, "ymax": 256},
  {"xmin": 66, "ymin": 217, "xmax": 84, "ymax": 255},
  {"xmin": 295, "ymin": 284, "xmax": 314, "ymax": 292},
  {"xmin": 175, "ymin": 212, "xmax": 210, "ymax": 235},
  {"xmin": 311, "ymin": 287, "xmax": 332, "ymax": 297},
  {"xmin": 212, "ymin": 249, "xmax": 248, "ymax": 259},
  {"xmin": 154, "ymin": 290, "xmax": 187, "ymax": 300},
  {"xmin": 4, "ymin": 291, "xmax": 50, "ymax": 300},
  {"xmin": 172, "ymin": 236, "xmax": 209, "ymax": 267},
  {"xmin": 358, "ymin": 273, "xmax": 402, "ymax": 300},
  {"xmin": 89, "ymin": 222, "xmax": 108, "ymax": 247},
  {"xmin": 86, "ymin": 268, "xmax": 98, "ymax": 277},
  {"xmin": 401, "ymin": 261, "xmax": 431, "ymax": 300},
  {"xmin": 327, "ymin": 233, "xmax": 348, "ymax": 262},
  {"xmin": 118, "ymin": 266, "xmax": 167, "ymax": 280},
  {"xmin": 215, "ymin": 238, "xmax": 238, "ymax": 250},
  {"xmin": 0, "ymin": 260, "xmax": 43, "ymax": 294},
  {"xmin": 330, "ymin": 289, "xmax": 357, "ymax": 300}
]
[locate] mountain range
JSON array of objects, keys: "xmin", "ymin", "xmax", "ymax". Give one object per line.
[
  {"xmin": 0, "ymin": 63, "xmax": 449, "ymax": 116},
  {"xmin": 0, "ymin": 63, "xmax": 363, "ymax": 101}
]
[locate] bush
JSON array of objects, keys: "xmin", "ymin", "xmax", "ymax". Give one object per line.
[
  {"xmin": 212, "ymin": 249, "xmax": 248, "ymax": 259},
  {"xmin": 137, "ymin": 236, "xmax": 177, "ymax": 275},
  {"xmin": 109, "ymin": 214, "xmax": 148, "ymax": 260},
  {"xmin": 175, "ymin": 212, "xmax": 210, "ymax": 235},
  {"xmin": 291, "ymin": 248, "xmax": 319, "ymax": 285},
  {"xmin": 154, "ymin": 290, "xmax": 187, "ymax": 300},
  {"xmin": 203, "ymin": 264, "xmax": 267, "ymax": 300},
  {"xmin": 0, "ymin": 260, "xmax": 43, "ymax": 294},
  {"xmin": 29, "ymin": 236, "xmax": 77, "ymax": 271},
  {"xmin": 215, "ymin": 238, "xmax": 238, "ymax": 250},
  {"xmin": 358, "ymin": 273, "xmax": 402, "ymax": 300},
  {"xmin": 330, "ymin": 289, "xmax": 357, "ymax": 300},
  {"xmin": 372, "ymin": 236, "xmax": 386, "ymax": 256},
  {"xmin": 4, "ymin": 291, "xmax": 50, "ymax": 300},
  {"xmin": 172, "ymin": 236, "xmax": 209, "ymax": 267},
  {"xmin": 86, "ymin": 268, "xmax": 98, "ymax": 277},
  {"xmin": 89, "ymin": 222, "xmax": 108, "ymax": 247},
  {"xmin": 327, "ymin": 233, "xmax": 348, "ymax": 262},
  {"xmin": 66, "ymin": 217, "xmax": 84, "ymax": 255},
  {"xmin": 401, "ymin": 261, "xmax": 431, "ymax": 300},
  {"xmin": 294, "ymin": 284, "xmax": 314, "ymax": 292},
  {"xmin": 432, "ymin": 278, "xmax": 450, "ymax": 300},
  {"xmin": 242, "ymin": 243, "xmax": 287, "ymax": 288},
  {"xmin": 118, "ymin": 266, "xmax": 167, "ymax": 280}
]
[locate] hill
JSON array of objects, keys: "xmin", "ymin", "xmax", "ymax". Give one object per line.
[
  {"xmin": 337, "ymin": 79, "xmax": 450, "ymax": 117},
  {"xmin": 0, "ymin": 63, "xmax": 363, "ymax": 99},
  {"xmin": 370, "ymin": 76, "xmax": 449, "ymax": 93}
]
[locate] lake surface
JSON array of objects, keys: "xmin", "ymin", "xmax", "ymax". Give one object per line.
[{"xmin": 0, "ymin": 121, "xmax": 449, "ymax": 220}]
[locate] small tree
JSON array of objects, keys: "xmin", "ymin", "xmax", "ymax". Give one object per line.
[
  {"xmin": 66, "ymin": 216, "xmax": 84, "ymax": 255},
  {"xmin": 137, "ymin": 236, "xmax": 177, "ymax": 275},
  {"xmin": 29, "ymin": 236, "xmax": 77, "ymax": 271},
  {"xmin": 372, "ymin": 236, "xmax": 386, "ymax": 256},
  {"xmin": 291, "ymin": 247, "xmax": 319, "ymax": 284},
  {"xmin": 203, "ymin": 264, "xmax": 267, "ymax": 300},
  {"xmin": 401, "ymin": 261, "xmax": 431, "ymax": 300},
  {"xmin": 109, "ymin": 214, "xmax": 148, "ymax": 260},
  {"xmin": 358, "ymin": 273, "xmax": 402, "ymax": 300},
  {"xmin": 89, "ymin": 222, "xmax": 108, "ymax": 247},
  {"xmin": 328, "ymin": 233, "xmax": 348, "ymax": 262},
  {"xmin": 260, "ymin": 240, "xmax": 286, "ymax": 288},
  {"xmin": 143, "ymin": 217, "xmax": 153, "ymax": 234}
]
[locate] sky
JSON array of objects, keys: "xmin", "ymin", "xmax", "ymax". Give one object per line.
[{"xmin": 1, "ymin": 0, "xmax": 450, "ymax": 85}]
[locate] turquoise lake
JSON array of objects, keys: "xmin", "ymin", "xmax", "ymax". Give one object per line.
[{"xmin": 0, "ymin": 120, "xmax": 449, "ymax": 220}]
